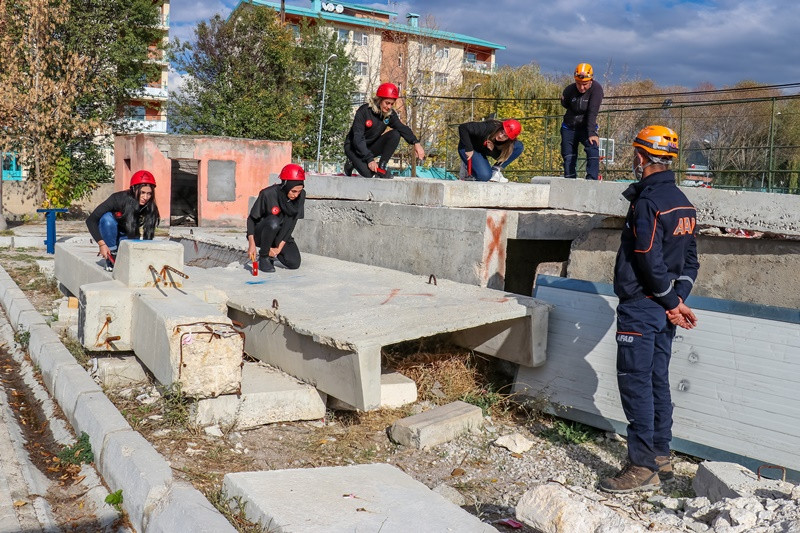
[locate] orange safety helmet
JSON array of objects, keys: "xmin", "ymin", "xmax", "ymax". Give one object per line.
[
  {"xmin": 376, "ymin": 83, "xmax": 399, "ymax": 99},
  {"xmin": 278, "ymin": 163, "xmax": 306, "ymax": 182},
  {"xmin": 502, "ymin": 119, "xmax": 522, "ymax": 140},
  {"xmin": 130, "ymin": 170, "xmax": 156, "ymax": 188},
  {"xmin": 633, "ymin": 125, "xmax": 679, "ymax": 159},
  {"xmin": 574, "ymin": 63, "xmax": 593, "ymax": 82}
]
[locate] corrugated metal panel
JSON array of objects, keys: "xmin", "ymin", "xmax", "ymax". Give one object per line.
[{"xmin": 516, "ymin": 276, "xmax": 800, "ymax": 475}]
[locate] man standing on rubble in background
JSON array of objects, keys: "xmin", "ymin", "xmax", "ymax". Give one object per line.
[
  {"xmin": 600, "ymin": 125, "xmax": 699, "ymax": 494},
  {"xmin": 560, "ymin": 62, "xmax": 603, "ymax": 179}
]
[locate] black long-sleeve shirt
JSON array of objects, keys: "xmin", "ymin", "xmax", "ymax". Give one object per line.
[
  {"xmin": 85, "ymin": 190, "xmax": 142, "ymax": 243},
  {"xmin": 614, "ymin": 170, "xmax": 700, "ymax": 311},
  {"xmin": 457, "ymin": 121, "xmax": 503, "ymax": 159},
  {"xmin": 561, "ymin": 81, "xmax": 604, "ymax": 135},
  {"xmin": 246, "ymin": 185, "xmax": 305, "ymax": 244},
  {"xmin": 344, "ymin": 103, "xmax": 418, "ymax": 162}
]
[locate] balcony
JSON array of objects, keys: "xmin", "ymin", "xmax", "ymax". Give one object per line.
[
  {"xmin": 121, "ymin": 118, "xmax": 167, "ymax": 134},
  {"xmin": 139, "ymin": 86, "xmax": 169, "ymax": 100},
  {"xmin": 462, "ymin": 59, "xmax": 497, "ymax": 74}
]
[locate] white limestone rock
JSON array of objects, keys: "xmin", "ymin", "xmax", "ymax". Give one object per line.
[
  {"xmin": 516, "ymin": 482, "xmax": 646, "ymax": 533},
  {"xmin": 493, "ymin": 433, "xmax": 534, "ymax": 454}
]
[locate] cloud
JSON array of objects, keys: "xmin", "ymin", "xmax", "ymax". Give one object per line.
[{"xmin": 170, "ymin": 0, "xmax": 800, "ymax": 88}]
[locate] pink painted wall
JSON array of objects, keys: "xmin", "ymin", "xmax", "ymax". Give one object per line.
[{"xmin": 114, "ymin": 134, "xmax": 292, "ymax": 226}]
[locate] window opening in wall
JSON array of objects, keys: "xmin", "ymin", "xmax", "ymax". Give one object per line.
[{"xmin": 170, "ymin": 159, "xmax": 199, "ymax": 226}]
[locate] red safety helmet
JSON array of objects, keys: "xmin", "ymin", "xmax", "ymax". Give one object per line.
[
  {"xmin": 376, "ymin": 83, "xmax": 399, "ymax": 99},
  {"xmin": 503, "ymin": 119, "xmax": 522, "ymax": 140},
  {"xmin": 278, "ymin": 163, "xmax": 306, "ymax": 182},
  {"xmin": 130, "ymin": 170, "xmax": 156, "ymax": 188}
]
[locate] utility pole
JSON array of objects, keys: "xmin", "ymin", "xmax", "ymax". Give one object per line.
[
  {"xmin": 410, "ymin": 88, "xmax": 418, "ymax": 177},
  {"xmin": 280, "ymin": 0, "xmax": 285, "ymax": 25}
]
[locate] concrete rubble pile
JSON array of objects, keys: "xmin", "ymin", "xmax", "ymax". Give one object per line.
[{"xmin": 515, "ymin": 462, "xmax": 800, "ymax": 533}]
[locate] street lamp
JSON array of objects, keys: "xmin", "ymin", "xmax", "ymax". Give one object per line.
[
  {"xmin": 316, "ymin": 53, "xmax": 338, "ymax": 172},
  {"xmin": 470, "ymin": 83, "xmax": 482, "ymax": 121}
]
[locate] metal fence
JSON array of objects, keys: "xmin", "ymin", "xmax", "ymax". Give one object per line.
[{"xmin": 436, "ymin": 93, "xmax": 800, "ymax": 193}]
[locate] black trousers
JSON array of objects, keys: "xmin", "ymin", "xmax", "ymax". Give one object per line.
[
  {"xmin": 344, "ymin": 129, "xmax": 401, "ymax": 177},
  {"xmin": 254, "ymin": 216, "xmax": 301, "ymax": 269}
]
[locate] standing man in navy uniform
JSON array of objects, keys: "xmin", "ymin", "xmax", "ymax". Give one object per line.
[
  {"xmin": 343, "ymin": 82, "xmax": 424, "ymax": 178},
  {"xmin": 560, "ymin": 62, "xmax": 604, "ymax": 179},
  {"xmin": 600, "ymin": 125, "xmax": 700, "ymax": 493}
]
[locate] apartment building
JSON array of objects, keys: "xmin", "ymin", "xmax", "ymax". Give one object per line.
[
  {"xmin": 246, "ymin": 0, "xmax": 505, "ymax": 106},
  {"xmin": 124, "ymin": 0, "xmax": 170, "ymax": 134}
]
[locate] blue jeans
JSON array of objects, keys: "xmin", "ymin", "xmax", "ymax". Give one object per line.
[
  {"xmin": 458, "ymin": 141, "xmax": 524, "ymax": 182},
  {"xmin": 615, "ymin": 298, "xmax": 676, "ymax": 471},
  {"xmin": 560, "ymin": 123, "xmax": 599, "ymax": 179},
  {"xmin": 98, "ymin": 212, "xmax": 128, "ymax": 251}
]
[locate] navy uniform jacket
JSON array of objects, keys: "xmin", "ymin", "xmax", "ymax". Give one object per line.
[
  {"xmin": 613, "ymin": 170, "xmax": 699, "ymax": 310},
  {"xmin": 561, "ymin": 81, "xmax": 603, "ymax": 135},
  {"xmin": 246, "ymin": 185, "xmax": 305, "ymax": 245},
  {"xmin": 344, "ymin": 103, "xmax": 418, "ymax": 163}
]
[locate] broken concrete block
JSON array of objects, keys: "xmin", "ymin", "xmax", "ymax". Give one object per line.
[
  {"xmin": 692, "ymin": 461, "xmax": 794, "ymax": 503},
  {"xmin": 222, "ymin": 464, "xmax": 496, "ymax": 532},
  {"xmin": 516, "ymin": 482, "xmax": 645, "ymax": 533},
  {"xmin": 328, "ymin": 371, "xmax": 417, "ymax": 411},
  {"xmin": 79, "ymin": 280, "xmax": 134, "ymax": 351},
  {"xmin": 113, "ymin": 240, "xmax": 185, "ymax": 288},
  {"xmin": 95, "ymin": 356, "xmax": 150, "ymax": 389},
  {"xmin": 131, "ymin": 293, "xmax": 242, "ymax": 398},
  {"xmin": 493, "ymin": 433, "xmax": 534, "ymax": 454},
  {"xmin": 389, "ymin": 400, "xmax": 483, "ymax": 449},
  {"xmin": 193, "ymin": 363, "xmax": 326, "ymax": 429}
]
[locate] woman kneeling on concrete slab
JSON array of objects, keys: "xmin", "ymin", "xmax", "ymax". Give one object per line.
[
  {"xmin": 86, "ymin": 170, "xmax": 160, "ymax": 271},
  {"xmin": 246, "ymin": 163, "xmax": 306, "ymax": 273},
  {"xmin": 458, "ymin": 119, "xmax": 523, "ymax": 182}
]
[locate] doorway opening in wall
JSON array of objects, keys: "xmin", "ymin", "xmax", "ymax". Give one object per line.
[
  {"xmin": 503, "ymin": 239, "xmax": 572, "ymax": 296},
  {"xmin": 170, "ymin": 159, "xmax": 199, "ymax": 226}
]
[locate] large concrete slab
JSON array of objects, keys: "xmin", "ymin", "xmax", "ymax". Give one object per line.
[
  {"xmin": 276, "ymin": 172, "xmax": 550, "ymax": 208},
  {"xmin": 534, "ymin": 176, "xmax": 800, "ymax": 236},
  {"xmin": 54, "ymin": 239, "xmax": 112, "ymax": 297},
  {"xmin": 178, "ymin": 247, "xmax": 549, "ymax": 410},
  {"xmin": 223, "ymin": 463, "xmax": 497, "ymax": 532}
]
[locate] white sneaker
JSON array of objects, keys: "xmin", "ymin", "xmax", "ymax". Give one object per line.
[{"xmin": 489, "ymin": 169, "xmax": 508, "ymax": 183}]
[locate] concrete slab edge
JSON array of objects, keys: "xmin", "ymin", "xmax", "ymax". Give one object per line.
[{"xmin": 0, "ymin": 264, "xmax": 236, "ymax": 533}]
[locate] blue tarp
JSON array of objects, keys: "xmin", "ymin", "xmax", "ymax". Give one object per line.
[{"xmin": 396, "ymin": 166, "xmax": 458, "ymax": 180}]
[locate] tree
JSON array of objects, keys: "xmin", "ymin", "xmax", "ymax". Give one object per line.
[{"xmin": 169, "ymin": 4, "xmax": 355, "ymax": 161}]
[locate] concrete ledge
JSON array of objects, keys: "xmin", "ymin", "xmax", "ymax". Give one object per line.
[
  {"xmin": 281, "ymin": 172, "xmax": 550, "ymax": 209},
  {"xmin": 537, "ymin": 176, "xmax": 800, "ymax": 236},
  {"xmin": 146, "ymin": 483, "xmax": 236, "ymax": 533},
  {"xmin": 72, "ymin": 391, "xmax": 132, "ymax": 465},
  {"xmin": 390, "ymin": 400, "xmax": 484, "ymax": 449},
  {"xmin": 16, "ymin": 309, "xmax": 47, "ymax": 330},
  {"xmin": 52, "ymin": 364, "xmax": 103, "ymax": 429},
  {"xmin": 328, "ymin": 371, "xmax": 418, "ymax": 411},
  {"xmin": 99, "ymin": 430, "xmax": 174, "ymax": 533},
  {"xmin": 54, "ymin": 240, "xmax": 112, "ymax": 297},
  {"xmin": 37, "ymin": 345, "xmax": 79, "ymax": 396},
  {"xmin": 95, "ymin": 356, "xmax": 150, "ymax": 389}
]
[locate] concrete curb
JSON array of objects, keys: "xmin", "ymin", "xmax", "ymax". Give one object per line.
[{"xmin": 0, "ymin": 264, "xmax": 236, "ymax": 532}]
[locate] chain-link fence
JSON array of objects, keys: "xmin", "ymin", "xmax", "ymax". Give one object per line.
[{"xmin": 434, "ymin": 94, "xmax": 800, "ymax": 193}]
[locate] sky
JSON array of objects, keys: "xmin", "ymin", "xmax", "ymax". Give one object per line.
[{"xmin": 169, "ymin": 0, "xmax": 800, "ymax": 90}]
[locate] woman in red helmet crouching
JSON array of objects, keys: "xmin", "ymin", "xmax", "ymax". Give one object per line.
[
  {"xmin": 343, "ymin": 82, "xmax": 425, "ymax": 178},
  {"xmin": 246, "ymin": 163, "xmax": 306, "ymax": 274},
  {"xmin": 86, "ymin": 170, "xmax": 160, "ymax": 270},
  {"xmin": 458, "ymin": 119, "xmax": 524, "ymax": 182}
]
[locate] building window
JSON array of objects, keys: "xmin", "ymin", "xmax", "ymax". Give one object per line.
[
  {"xmin": 436, "ymin": 47, "xmax": 449, "ymax": 59},
  {"xmin": 465, "ymin": 52, "xmax": 477, "ymax": 64},
  {"xmin": 421, "ymin": 43, "xmax": 434, "ymax": 55},
  {"xmin": 418, "ymin": 70, "xmax": 432, "ymax": 85},
  {"xmin": 125, "ymin": 105, "xmax": 146, "ymax": 120},
  {"xmin": 434, "ymin": 72, "xmax": 448, "ymax": 86},
  {"xmin": 290, "ymin": 24, "xmax": 300, "ymax": 38},
  {"xmin": 351, "ymin": 92, "xmax": 367, "ymax": 105},
  {"xmin": 337, "ymin": 29, "xmax": 349, "ymax": 43},
  {"xmin": 397, "ymin": 53, "xmax": 403, "ymax": 67},
  {"xmin": 352, "ymin": 31, "xmax": 368, "ymax": 46},
  {"xmin": 353, "ymin": 61, "xmax": 368, "ymax": 77}
]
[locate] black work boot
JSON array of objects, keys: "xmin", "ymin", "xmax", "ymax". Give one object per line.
[
  {"xmin": 373, "ymin": 161, "xmax": 393, "ymax": 179},
  {"xmin": 259, "ymin": 255, "xmax": 275, "ymax": 273},
  {"xmin": 343, "ymin": 159, "xmax": 354, "ymax": 176}
]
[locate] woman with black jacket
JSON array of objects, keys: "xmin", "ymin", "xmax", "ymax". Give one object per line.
[
  {"xmin": 343, "ymin": 83, "xmax": 425, "ymax": 178},
  {"xmin": 85, "ymin": 170, "xmax": 160, "ymax": 270},
  {"xmin": 246, "ymin": 163, "xmax": 306, "ymax": 273},
  {"xmin": 457, "ymin": 119, "xmax": 523, "ymax": 182}
]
